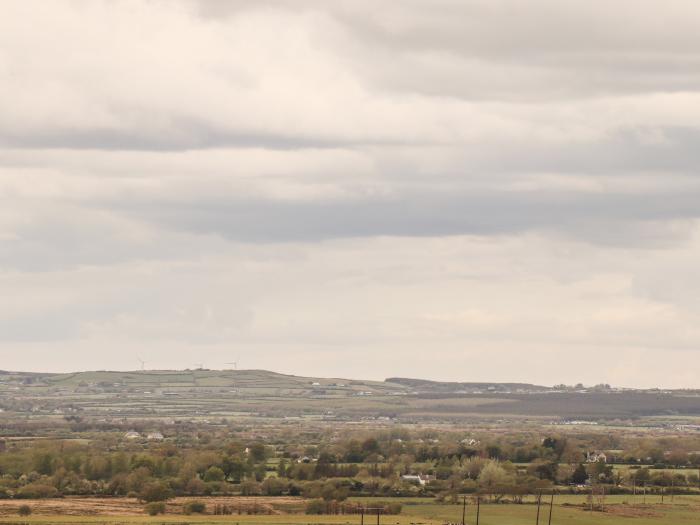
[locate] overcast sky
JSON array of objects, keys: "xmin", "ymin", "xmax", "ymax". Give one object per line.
[{"xmin": 2, "ymin": 1, "xmax": 700, "ymax": 387}]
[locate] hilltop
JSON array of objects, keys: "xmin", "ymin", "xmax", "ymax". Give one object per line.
[{"xmin": 386, "ymin": 377, "xmax": 550, "ymax": 394}]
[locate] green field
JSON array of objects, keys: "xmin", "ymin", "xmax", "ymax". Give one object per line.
[{"xmin": 402, "ymin": 502, "xmax": 700, "ymax": 525}]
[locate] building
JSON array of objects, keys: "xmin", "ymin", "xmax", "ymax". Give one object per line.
[
  {"xmin": 586, "ymin": 451, "xmax": 607, "ymax": 463},
  {"xmin": 147, "ymin": 432, "xmax": 164, "ymax": 441},
  {"xmin": 124, "ymin": 431, "xmax": 141, "ymax": 440},
  {"xmin": 401, "ymin": 474, "xmax": 435, "ymax": 486}
]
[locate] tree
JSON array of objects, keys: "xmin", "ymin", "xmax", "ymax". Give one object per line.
[
  {"xmin": 248, "ymin": 443, "xmax": 267, "ymax": 462},
  {"xmin": 185, "ymin": 477, "xmax": 206, "ymax": 495},
  {"xmin": 203, "ymin": 466, "xmax": 225, "ymax": 482},
  {"xmin": 240, "ymin": 480, "xmax": 261, "ymax": 496},
  {"xmin": 277, "ymin": 458, "xmax": 288, "ymax": 477},
  {"xmin": 571, "ymin": 463, "xmax": 588, "ymax": 484},
  {"xmin": 262, "ymin": 477, "xmax": 287, "ymax": 496},
  {"xmin": 33, "ymin": 453, "xmax": 55, "ymax": 476},
  {"xmin": 222, "ymin": 457, "xmax": 248, "ymax": 482},
  {"xmin": 478, "ymin": 461, "xmax": 510, "ymax": 488},
  {"xmin": 477, "ymin": 461, "xmax": 513, "ymax": 502}
]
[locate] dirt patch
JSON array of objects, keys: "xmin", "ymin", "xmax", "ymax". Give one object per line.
[
  {"xmin": 0, "ymin": 496, "xmax": 307, "ymax": 516},
  {"xmin": 602, "ymin": 504, "xmax": 663, "ymax": 518}
]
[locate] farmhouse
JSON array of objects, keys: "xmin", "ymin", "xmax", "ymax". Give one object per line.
[
  {"xmin": 124, "ymin": 431, "xmax": 141, "ymax": 440},
  {"xmin": 586, "ymin": 451, "xmax": 607, "ymax": 463},
  {"xmin": 147, "ymin": 431, "xmax": 164, "ymax": 441}
]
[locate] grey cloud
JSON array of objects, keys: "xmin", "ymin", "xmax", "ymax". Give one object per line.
[{"xmin": 121, "ymin": 187, "xmax": 700, "ymax": 245}]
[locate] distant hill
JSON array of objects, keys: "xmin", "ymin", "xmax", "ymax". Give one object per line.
[
  {"xmin": 385, "ymin": 377, "xmax": 551, "ymax": 393},
  {"xmin": 0, "ymin": 368, "xmax": 406, "ymax": 396},
  {"xmin": 1, "ymin": 369, "xmax": 699, "ymax": 420}
]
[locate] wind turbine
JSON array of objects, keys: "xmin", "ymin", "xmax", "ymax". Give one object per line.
[{"xmin": 136, "ymin": 356, "xmax": 146, "ymax": 371}]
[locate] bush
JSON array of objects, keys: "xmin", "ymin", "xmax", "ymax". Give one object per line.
[
  {"xmin": 18, "ymin": 505, "xmax": 32, "ymax": 516},
  {"xmin": 145, "ymin": 501, "xmax": 166, "ymax": 516},
  {"xmin": 138, "ymin": 481, "xmax": 173, "ymax": 502},
  {"xmin": 305, "ymin": 499, "xmax": 326, "ymax": 514},
  {"xmin": 17, "ymin": 483, "xmax": 58, "ymax": 499},
  {"xmin": 184, "ymin": 500, "xmax": 207, "ymax": 514}
]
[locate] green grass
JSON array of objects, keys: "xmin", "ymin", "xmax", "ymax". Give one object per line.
[{"xmin": 402, "ymin": 501, "xmax": 700, "ymax": 525}]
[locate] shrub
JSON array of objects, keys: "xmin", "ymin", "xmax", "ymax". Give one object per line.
[
  {"xmin": 138, "ymin": 481, "xmax": 173, "ymax": 502},
  {"xmin": 305, "ymin": 499, "xmax": 325, "ymax": 514},
  {"xmin": 18, "ymin": 505, "xmax": 32, "ymax": 516},
  {"xmin": 184, "ymin": 500, "xmax": 206, "ymax": 514},
  {"xmin": 17, "ymin": 483, "xmax": 58, "ymax": 499},
  {"xmin": 145, "ymin": 501, "xmax": 166, "ymax": 516}
]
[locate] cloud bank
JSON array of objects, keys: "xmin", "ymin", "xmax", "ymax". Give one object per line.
[{"xmin": 2, "ymin": 0, "xmax": 700, "ymax": 387}]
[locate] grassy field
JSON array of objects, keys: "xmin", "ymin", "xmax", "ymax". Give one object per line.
[{"xmin": 402, "ymin": 501, "xmax": 700, "ymax": 525}]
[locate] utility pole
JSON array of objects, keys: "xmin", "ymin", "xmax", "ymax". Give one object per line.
[
  {"xmin": 476, "ymin": 497, "xmax": 480, "ymax": 525},
  {"xmin": 547, "ymin": 492, "xmax": 554, "ymax": 525},
  {"xmin": 462, "ymin": 496, "xmax": 467, "ymax": 525},
  {"xmin": 671, "ymin": 478, "xmax": 675, "ymax": 504},
  {"xmin": 360, "ymin": 508, "xmax": 364, "ymax": 525},
  {"xmin": 536, "ymin": 490, "xmax": 542, "ymax": 525}
]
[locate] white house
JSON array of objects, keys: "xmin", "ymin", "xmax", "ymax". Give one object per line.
[
  {"xmin": 147, "ymin": 432, "xmax": 164, "ymax": 441},
  {"xmin": 401, "ymin": 474, "xmax": 435, "ymax": 486},
  {"xmin": 586, "ymin": 451, "xmax": 607, "ymax": 463},
  {"xmin": 124, "ymin": 431, "xmax": 141, "ymax": 440}
]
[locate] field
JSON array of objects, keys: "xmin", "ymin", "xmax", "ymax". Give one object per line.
[{"xmin": 1, "ymin": 497, "xmax": 700, "ymax": 525}]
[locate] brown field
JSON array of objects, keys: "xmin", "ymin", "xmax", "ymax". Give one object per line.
[{"xmin": 0, "ymin": 497, "xmax": 307, "ymax": 517}]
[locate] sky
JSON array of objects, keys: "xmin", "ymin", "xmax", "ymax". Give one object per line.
[{"xmin": 2, "ymin": 1, "xmax": 700, "ymax": 388}]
